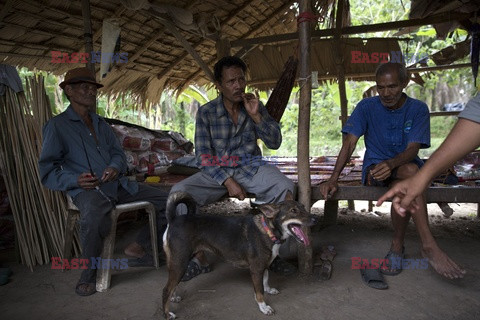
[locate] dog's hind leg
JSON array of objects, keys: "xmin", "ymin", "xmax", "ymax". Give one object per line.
[
  {"xmin": 251, "ymin": 271, "xmax": 275, "ymax": 315},
  {"xmin": 162, "ymin": 248, "xmax": 190, "ymax": 319},
  {"xmin": 263, "ymin": 270, "xmax": 279, "ymax": 295}
]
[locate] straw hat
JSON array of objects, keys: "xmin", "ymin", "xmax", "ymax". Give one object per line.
[{"xmin": 59, "ymin": 67, "xmax": 104, "ymax": 89}]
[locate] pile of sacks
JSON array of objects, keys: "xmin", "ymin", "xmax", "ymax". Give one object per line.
[{"xmin": 110, "ymin": 123, "xmax": 193, "ymax": 173}]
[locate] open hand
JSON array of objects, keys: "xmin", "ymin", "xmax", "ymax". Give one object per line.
[
  {"xmin": 101, "ymin": 167, "xmax": 119, "ymax": 183},
  {"xmin": 78, "ymin": 172, "xmax": 99, "ymax": 190}
]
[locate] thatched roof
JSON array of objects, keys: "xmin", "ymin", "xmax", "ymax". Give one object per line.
[
  {"xmin": 0, "ymin": 0, "xmax": 301, "ymax": 103},
  {"xmin": 0, "ymin": 0, "xmax": 479, "ymax": 103}
]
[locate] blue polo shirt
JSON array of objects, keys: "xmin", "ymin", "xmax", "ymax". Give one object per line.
[{"xmin": 342, "ymin": 95, "xmax": 430, "ymax": 184}]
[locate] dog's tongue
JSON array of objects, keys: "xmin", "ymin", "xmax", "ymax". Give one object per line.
[{"xmin": 291, "ymin": 225, "xmax": 310, "ymax": 246}]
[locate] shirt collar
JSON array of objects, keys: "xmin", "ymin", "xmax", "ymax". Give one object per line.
[{"xmin": 65, "ymin": 104, "xmax": 99, "ymax": 125}]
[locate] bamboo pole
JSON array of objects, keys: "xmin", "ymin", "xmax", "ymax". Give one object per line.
[
  {"xmin": 81, "ymin": 0, "xmax": 96, "ymax": 114},
  {"xmin": 0, "ymin": 74, "xmax": 78, "ymax": 270},
  {"xmin": 297, "ymin": 0, "xmax": 313, "ymax": 275},
  {"xmin": 334, "ymin": 0, "xmax": 355, "ymax": 211}
]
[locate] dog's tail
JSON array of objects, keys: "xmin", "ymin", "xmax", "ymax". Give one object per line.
[{"xmin": 166, "ymin": 191, "xmax": 196, "ymax": 223}]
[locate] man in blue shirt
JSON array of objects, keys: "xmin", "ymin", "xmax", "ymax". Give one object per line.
[
  {"xmin": 38, "ymin": 67, "xmax": 168, "ymax": 296},
  {"xmin": 320, "ymin": 63, "xmax": 465, "ymax": 281},
  {"xmin": 170, "ymin": 56, "xmax": 295, "ymax": 281}
]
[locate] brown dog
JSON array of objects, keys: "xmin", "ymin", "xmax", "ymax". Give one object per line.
[{"xmin": 162, "ymin": 191, "xmax": 317, "ymax": 319}]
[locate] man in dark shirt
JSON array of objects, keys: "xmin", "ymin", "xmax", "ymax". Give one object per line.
[{"xmin": 38, "ymin": 67, "xmax": 168, "ymax": 296}]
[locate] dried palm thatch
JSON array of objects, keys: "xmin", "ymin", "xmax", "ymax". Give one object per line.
[
  {"xmin": 246, "ymin": 37, "xmax": 402, "ymax": 90},
  {"xmin": 265, "ymin": 54, "xmax": 298, "ymax": 122},
  {"xmin": 0, "ymin": 75, "xmax": 79, "ymax": 269},
  {"xmin": 0, "ymin": 0, "xmax": 299, "ymax": 105}
]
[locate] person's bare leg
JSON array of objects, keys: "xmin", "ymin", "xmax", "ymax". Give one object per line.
[
  {"xmin": 394, "ymin": 164, "xmax": 465, "ymax": 279},
  {"xmin": 409, "ymin": 193, "xmax": 465, "ymax": 279},
  {"xmin": 389, "ymin": 202, "xmax": 410, "ymax": 254},
  {"xmin": 124, "ymin": 242, "xmax": 145, "ymax": 258}
]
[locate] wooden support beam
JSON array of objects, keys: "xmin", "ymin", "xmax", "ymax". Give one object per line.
[
  {"xmin": 153, "ymin": 14, "xmax": 215, "ymax": 83},
  {"xmin": 81, "ymin": 0, "xmax": 95, "ymax": 71},
  {"xmin": 155, "ymin": 0, "xmax": 257, "ymax": 82},
  {"xmin": 334, "ymin": 0, "xmax": 349, "ymax": 128},
  {"xmin": 81, "ymin": 0, "xmax": 96, "ymax": 113},
  {"xmin": 177, "ymin": 1, "xmax": 295, "ymax": 89},
  {"xmin": 230, "ymin": 11, "xmax": 474, "ymax": 47},
  {"xmin": 429, "ymin": 111, "xmax": 461, "ymax": 117},
  {"xmin": 297, "ymin": 0, "xmax": 313, "ymax": 275},
  {"xmin": 0, "ymin": 0, "xmax": 17, "ymax": 24},
  {"xmin": 248, "ymin": 62, "xmax": 472, "ymax": 85},
  {"xmin": 115, "ymin": 27, "xmax": 166, "ymax": 73}
]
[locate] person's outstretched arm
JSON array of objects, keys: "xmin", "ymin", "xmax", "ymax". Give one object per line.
[
  {"xmin": 377, "ymin": 118, "xmax": 480, "ymax": 214},
  {"xmin": 319, "ymin": 133, "xmax": 359, "ymax": 199}
]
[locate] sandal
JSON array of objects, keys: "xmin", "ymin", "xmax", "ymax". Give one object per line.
[
  {"xmin": 381, "ymin": 247, "xmax": 405, "ymax": 276},
  {"xmin": 314, "ymin": 260, "xmax": 333, "ymax": 280},
  {"xmin": 269, "ymin": 257, "xmax": 297, "ymax": 276},
  {"xmin": 75, "ymin": 282, "xmax": 96, "ymax": 296},
  {"xmin": 181, "ymin": 260, "xmax": 211, "ymax": 282},
  {"xmin": 361, "ymin": 268, "xmax": 388, "ymax": 290}
]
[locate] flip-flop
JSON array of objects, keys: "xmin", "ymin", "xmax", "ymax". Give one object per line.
[
  {"xmin": 181, "ymin": 260, "xmax": 211, "ymax": 282},
  {"xmin": 0, "ymin": 267, "xmax": 12, "ymax": 277},
  {"xmin": 0, "ymin": 274, "xmax": 9, "ymax": 286},
  {"xmin": 360, "ymin": 268, "xmax": 388, "ymax": 290},
  {"xmin": 75, "ymin": 282, "xmax": 96, "ymax": 296},
  {"xmin": 268, "ymin": 256, "xmax": 297, "ymax": 276},
  {"xmin": 381, "ymin": 247, "xmax": 405, "ymax": 276},
  {"xmin": 314, "ymin": 260, "xmax": 333, "ymax": 280},
  {"xmin": 320, "ymin": 245, "xmax": 336, "ymax": 262}
]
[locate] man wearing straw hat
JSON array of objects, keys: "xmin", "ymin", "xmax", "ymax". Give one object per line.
[{"xmin": 38, "ymin": 67, "xmax": 168, "ymax": 296}]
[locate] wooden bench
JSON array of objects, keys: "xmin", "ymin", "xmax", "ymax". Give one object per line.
[
  {"xmin": 310, "ymin": 185, "xmax": 480, "ymax": 226},
  {"xmin": 148, "ymin": 173, "xmax": 479, "ymax": 220}
]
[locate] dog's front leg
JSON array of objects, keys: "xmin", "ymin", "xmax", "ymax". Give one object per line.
[
  {"xmin": 263, "ymin": 270, "xmax": 279, "ymax": 295},
  {"xmin": 251, "ymin": 271, "xmax": 275, "ymax": 315}
]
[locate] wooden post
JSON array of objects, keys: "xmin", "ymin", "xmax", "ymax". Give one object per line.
[
  {"xmin": 297, "ymin": 0, "xmax": 313, "ymax": 275},
  {"xmin": 155, "ymin": 14, "xmax": 216, "ymax": 83},
  {"xmin": 81, "ymin": 0, "xmax": 96, "ymax": 112},
  {"xmin": 335, "ymin": 0, "xmax": 354, "ymax": 213},
  {"xmin": 81, "ymin": 0, "xmax": 95, "ymax": 73},
  {"xmin": 216, "ymin": 37, "xmax": 231, "ymax": 60}
]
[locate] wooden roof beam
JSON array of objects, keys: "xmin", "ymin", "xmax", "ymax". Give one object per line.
[
  {"xmin": 0, "ymin": 0, "xmax": 15, "ymax": 25},
  {"xmin": 247, "ymin": 62, "xmax": 472, "ymax": 85},
  {"xmin": 179, "ymin": 1, "xmax": 295, "ymax": 90},
  {"xmin": 116, "ymin": 2, "xmax": 199, "ymax": 72},
  {"xmin": 151, "ymin": 12, "xmax": 215, "ymax": 82},
  {"xmin": 154, "ymin": 0, "xmax": 258, "ymax": 80},
  {"xmin": 231, "ymin": 11, "xmax": 475, "ymax": 47}
]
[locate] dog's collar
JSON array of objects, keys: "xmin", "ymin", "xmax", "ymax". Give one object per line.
[{"xmin": 261, "ymin": 215, "xmax": 282, "ymax": 244}]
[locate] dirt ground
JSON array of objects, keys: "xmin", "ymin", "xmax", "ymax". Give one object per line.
[{"xmin": 1, "ymin": 200, "xmax": 479, "ymax": 320}]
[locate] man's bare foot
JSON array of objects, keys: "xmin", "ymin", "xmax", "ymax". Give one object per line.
[
  {"xmin": 421, "ymin": 247, "xmax": 466, "ymax": 279},
  {"xmin": 124, "ymin": 242, "xmax": 145, "ymax": 258}
]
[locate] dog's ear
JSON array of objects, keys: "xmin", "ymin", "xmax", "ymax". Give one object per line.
[{"xmin": 258, "ymin": 204, "xmax": 280, "ymax": 218}]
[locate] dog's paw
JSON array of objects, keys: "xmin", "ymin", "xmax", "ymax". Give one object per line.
[
  {"xmin": 166, "ymin": 311, "xmax": 177, "ymax": 320},
  {"xmin": 170, "ymin": 294, "xmax": 182, "ymax": 303},
  {"xmin": 265, "ymin": 287, "xmax": 279, "ymax": 295},
  {"xmin": 258, "ymin": 302, "xmax": 275, "ymax": 315}
]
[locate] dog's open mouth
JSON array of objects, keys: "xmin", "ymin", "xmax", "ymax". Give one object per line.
[{"xmin": 288, "ymin": 223, "xmax": 310, "ymax": 246}]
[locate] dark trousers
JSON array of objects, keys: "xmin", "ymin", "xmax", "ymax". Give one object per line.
[{"xmin": 72, "ymin": 183, "xmax": 167, "ymax": 283}]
